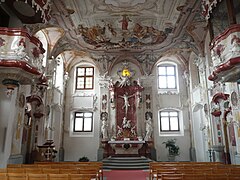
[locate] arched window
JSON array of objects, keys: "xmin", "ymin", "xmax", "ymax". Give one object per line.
[{"xmin": 157, "ymin": 62, "xmax": 179, "ymax": 93}]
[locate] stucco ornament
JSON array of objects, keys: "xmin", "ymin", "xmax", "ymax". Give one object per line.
[{"xmin": 117, "ymin": 61, "xmax": 135, "ymax": 88}]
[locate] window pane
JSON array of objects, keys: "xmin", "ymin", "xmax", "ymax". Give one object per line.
[
  {"xmin": 158, "ymin": 66, "xmax": 166, "ymax": 75},
  {"xmin": 167, "ymin": 76, "xmax": 176, "ymax": 88},
  {"xmin": 84, "ymin": 112, "xmax": 93, "ymax": 117},
  {"xmin": 84, "ymin": 118, "xmax": 92, "ymax": 131},
  {"xmin": 75, "ymin": 118, "xmax": 83, "ymax": 131},
  {"xmin": 77, "ymin": 68, "xmax": 85, "ymax": 76},
  {"xmin": 86, "ymin": 68, "xmax": 93, "ymax": 75},
  {"xmin": 169, "ymin": 112, "xmax": 178, "ymax": 116},
  {"xmin": 161, "ymin": 117, "xmax": 169, "ymax": 131},
  {"xmin": 167, "ymin": 66, "xmax": 175, "ymax": 75},
  {"xmin": 170, "ymin": 117, "xmax": 179, "ymax": 130},
  {"xmin": 85, "ymin": 77, "xmax": 93, "ymax": 88},
  {"xmin": 160, "ymin": 112, "xmax": 169, "ymax": 117},
  {"xmin": 76, "ymin": 112, "xmax": 83, "ymax": 116},
  {"xmin": 159, "ymin": 76, "xmax": 167, "ymax": 88},
  {"xmin": 77, "ymin": 77, "xmax": 85, "ymax": 88}
]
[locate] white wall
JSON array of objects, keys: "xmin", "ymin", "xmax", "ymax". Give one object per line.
[
  {"xmin": 151, "ymin": 58, "xmax": 191, "ymax": 161},
  {"xmin": 0, "ymin": 87, "xmax": 18, "ymax": 167},
  {"xmin": 63, "ymin": 60, "xmax": 100, "ymax": 161}
]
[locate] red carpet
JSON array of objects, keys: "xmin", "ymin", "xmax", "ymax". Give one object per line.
[{"xmin": 103, "ymin": 170, "xmax": 149, "ymax": 180}]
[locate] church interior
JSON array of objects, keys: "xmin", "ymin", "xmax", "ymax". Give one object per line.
[{"xmin": 1, "ymin": 0, "xmax": 240, "ymax": 179}]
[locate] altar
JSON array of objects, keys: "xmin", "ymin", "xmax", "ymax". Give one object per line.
[
  {"xmin": 100, "ymin": 62, "xmax": 155, "ymax": 159},
  {"xmin": 108, "ymin": 140, "xmax": 145, "ymax": 155}
]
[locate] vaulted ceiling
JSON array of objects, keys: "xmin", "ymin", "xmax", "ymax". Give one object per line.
[
  {"xmin": 50, "ymin": 0, "xmax": 206, "ymax": 56},
  {"xmin": 5, "ymin": 0, "xmax": 208, "ymax": 73}
]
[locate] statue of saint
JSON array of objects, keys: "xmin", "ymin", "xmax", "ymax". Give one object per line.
[
  {"xmin": 101, "ymin": 112, "xmax": 108, "ymax": 139},
  {"xmin": 101, "ymin": 120, "xmax": 108, "ymax": 139},
  {"xmin": 144, "ymin": 112, "xmax": 153, "ymax": 141}
]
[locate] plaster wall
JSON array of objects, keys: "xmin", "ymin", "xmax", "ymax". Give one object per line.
[
  {"xmin": 63, "ymin": 61, "xmax": 100, "ymax": 161},
  {"xmin": 151, "ymin": 59, "xmax": 191, "ymax": 161},
  {"xmin": 192, "ymin": 109, "xmax": 208, "ymax": 161},
  {"xmin": 0, "ymin": 88, "xmax": 18, "ymax": 167}
]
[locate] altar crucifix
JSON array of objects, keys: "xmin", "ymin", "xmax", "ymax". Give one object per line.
[{"xmin": 119, "ymin": 92, "xmax": 135, "ymax": 115}]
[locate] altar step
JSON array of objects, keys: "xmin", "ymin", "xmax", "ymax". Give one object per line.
[{"xmin": 102, "ymin": 156, "xmax": 153, "ymax": 170}]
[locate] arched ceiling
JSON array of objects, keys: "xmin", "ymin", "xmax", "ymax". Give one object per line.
[
  {"xmin": 17, "ymin": 0, "xmax": 207, "ymax": 74},
  {"xmin": 50, "ymin": 0, "xmax": 206, "ymax": 54}
]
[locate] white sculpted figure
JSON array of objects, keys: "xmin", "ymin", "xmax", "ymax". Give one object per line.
[
  {"xmin": 145, "ymin": 112, "xmax": 153, "ymax": 141},
  {"xmin": 101, "ymin": 120, "xmax": 108, "ymax": 139},
  {"xmin": 101, "ymin": 112, "xmax": 108, "ymax": 139},
  {"xmin": 118, "ymin": 76, "xmax": 131, "ymax": 88},
  {"xmin": 119, "ymin": 92, "xmax": 134, "ymax": 115},
  {"xmin": 131, "ymin": 125, "xmax": 136, "ymax": 136},
  {"xmin": 117, "ymin": 125, "xmax": 123, "ymax": 137},
  {"xmin": 136, "ymin": 91, "xmax": 142, "ymax": 108},
  {"xmin": 122, "ymin": 117, "xmax": 131, "ymax": 129}
]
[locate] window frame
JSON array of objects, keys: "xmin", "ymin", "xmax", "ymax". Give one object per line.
[
  {"xmin": 76, "ymin": 66, "xmax": 94, "ymax": 90},
  {"xmin": 157, "ymin": 63, "xmax": 178, "ymax": 92},
  {"xmin": 73, "ymin": 111, "xmax": 93, "ymax": 132},
  {"xmin": 159, "ymin": 110, "xmax": 180, "ymax": 132}
]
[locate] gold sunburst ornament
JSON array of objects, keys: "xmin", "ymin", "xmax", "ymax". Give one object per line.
[{"xmin": 122, "ymin": 68, "xmax": 131, "ymax": 77}]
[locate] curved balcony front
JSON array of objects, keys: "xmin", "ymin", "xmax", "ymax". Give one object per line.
[
  {"xmin": 208, "ymin": 25, "xmax": 240, "ymax": 82},
  {"xmin": 0, "ymin": 27, "xmax": 46, "ymax": 87}
]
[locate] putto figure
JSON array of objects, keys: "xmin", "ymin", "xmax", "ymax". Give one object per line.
[{"xmin": 122, "ymin": 117, "xmax": 131, "ymax": 129}]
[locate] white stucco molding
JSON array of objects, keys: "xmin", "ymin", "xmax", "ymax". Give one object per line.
[{"xmin": 71, "ymin": 93, "xmax": 97, "ymax": 111}]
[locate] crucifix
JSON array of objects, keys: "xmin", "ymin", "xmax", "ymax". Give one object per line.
[{"xmin": 119, "ymin": 92, "xmax": 135, "ymax": 115}]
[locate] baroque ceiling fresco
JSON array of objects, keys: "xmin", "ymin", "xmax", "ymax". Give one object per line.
[{"xmin": 20, "ymin": 0, "xmax": 207, "ymax": 74}]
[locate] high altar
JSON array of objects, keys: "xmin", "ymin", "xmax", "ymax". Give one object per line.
[{"xmin": 101, "ymin": 63, "xmax": 154, "ymax": 158}]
